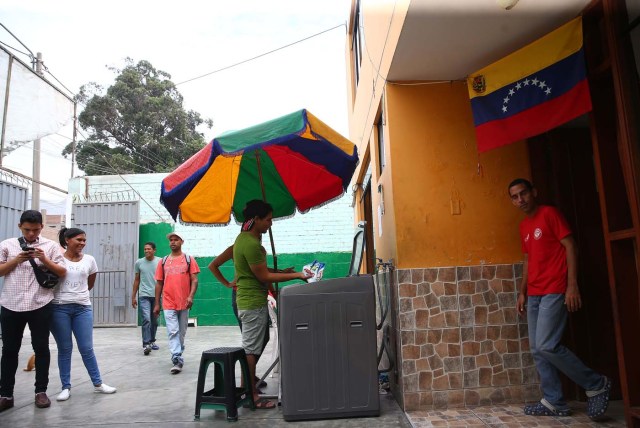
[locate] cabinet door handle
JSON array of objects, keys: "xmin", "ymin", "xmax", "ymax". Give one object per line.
[
  {"xmin": 350, "ymin": 321, "xmax": 363, "ymax": 328},
  {"xmin": 296, "ymin": 323, "xmax": 309, "ymax": 330}
]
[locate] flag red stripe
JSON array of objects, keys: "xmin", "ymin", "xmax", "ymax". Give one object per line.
[{"xmin": 475, "ymin": 79, "xmax": 592, "ymax": 152}]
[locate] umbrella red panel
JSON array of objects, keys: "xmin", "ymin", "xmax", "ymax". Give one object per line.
[{"xmin": 264, "ymin": 145, "xmax": 344, "ymax": 212}]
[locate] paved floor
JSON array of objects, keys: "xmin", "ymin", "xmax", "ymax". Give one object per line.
[
  {"xmin": 2, "ymin": 326, "xmax": 410, "ymax": 427},
  {"xmin": 1, "ymin": 326, "xmax": 628, "ymax": 427}
]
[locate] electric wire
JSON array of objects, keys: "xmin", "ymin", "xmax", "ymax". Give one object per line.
[
  {"xmin": 0, "ymin": 39, "xmax": 30, "ymax": 57},
  {"xmin": 175, "ymin": 23, "xmax": 345, "ymax": 86}
]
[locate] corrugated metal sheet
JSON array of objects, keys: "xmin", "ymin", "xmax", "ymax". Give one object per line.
[
  {"xmin": 72, "ymin": 201, "xmax": 139, "ymax": 326},
  {"xmin": 0, "ymin": 179, "xmax": 28, "ymax": 240},
  {"xmin": 0, "ymin": 179, "xmax": 28, "ymax": 293}
]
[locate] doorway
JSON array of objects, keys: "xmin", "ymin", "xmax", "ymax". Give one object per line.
[{"xmin": 527, "ymin": 125, "xmax": 621, "ymax": 401}]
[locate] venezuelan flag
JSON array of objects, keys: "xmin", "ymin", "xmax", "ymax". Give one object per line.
[{"xmin": 467, "ymin": 17, "xmax": 592, "ymax": 152}]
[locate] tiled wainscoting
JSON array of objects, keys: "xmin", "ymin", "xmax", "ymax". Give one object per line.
[{"xmin": 389, "ymin": 263, "xmax": 541, "ymax": 411}]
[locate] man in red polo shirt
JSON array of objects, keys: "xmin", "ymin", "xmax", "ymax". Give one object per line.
[
  {"xmin": 153, "ymin": 232, "xmax": 199, "ymax": 375},
  {"xmin": 509, "ymin": 178, "xmax": 610, "ymax": 421}
]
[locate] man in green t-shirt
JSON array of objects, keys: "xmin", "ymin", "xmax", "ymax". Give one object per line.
[
  {"xmin": 132, "ymin": 242, "xmax": 161, "ymax": 355},
  {"xmin": 233, "ymin": 200, "xmax": 311, "ymax": 409}
]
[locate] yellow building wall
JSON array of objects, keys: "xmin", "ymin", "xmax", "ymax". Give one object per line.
[{"xmin": 385, "ymin": 81, "xmax": 530, "ymax": 269}]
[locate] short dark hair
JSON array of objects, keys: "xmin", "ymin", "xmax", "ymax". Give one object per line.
[
  {"xmin": 20, "ymin": 210, "xmax": 43, "ymax": 225},
  {"xmin": 58, "ymin": 227, "xmax": 86, "ymax": 248},
  {"xmin": 144, "ymin": 242, "xmax": 156, "ymax": 250},
  {"xmin": 243, "ymin": 199, "xmax": 273, "ymax": 220},
  {"xmin": 508, "ymin": 178, "xmax": 533, "ymax": 193}
]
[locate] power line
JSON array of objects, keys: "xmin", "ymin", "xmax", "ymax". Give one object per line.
[
  {"xmin": 0, "ymin": 39, "xmax": 30, "ymax": 57},
  {"xmin": 0, "ymin": 23, "xmax": 35, "ymax": 62},
  {"xmin": 176, "ymin": 23, "xmax": 345, "ymax": 86}
]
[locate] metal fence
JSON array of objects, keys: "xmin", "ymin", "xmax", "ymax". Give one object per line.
[{"xmin": 91, "ymin": 270, "xmax": 129, "ymax": 326}]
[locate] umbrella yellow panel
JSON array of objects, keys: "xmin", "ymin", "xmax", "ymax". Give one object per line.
[{"xmin": 179, "ymin": 154, "xmax": 241, "ymax": 224}]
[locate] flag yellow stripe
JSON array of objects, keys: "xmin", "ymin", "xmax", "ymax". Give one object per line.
[
  {"xmin": 468, "ymin": 17, "xmax": 583, "ymax": 99},
  {"xmin": 180, "ymin": 154, "xmax": 241, "ymax": 224}
]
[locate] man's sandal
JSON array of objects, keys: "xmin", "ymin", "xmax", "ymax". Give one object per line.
[
  {"xmin": 587, "ymin": 377, "xmax": 611, "ymax": 421},
  {"xmin": 524, "ymin": 400, "xmax": 572, "ymax": 417}
]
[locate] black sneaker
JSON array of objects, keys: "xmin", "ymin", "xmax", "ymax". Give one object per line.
[{"xmin": 143, "ymin": 345, "xmax": 151, "ymax": 355}]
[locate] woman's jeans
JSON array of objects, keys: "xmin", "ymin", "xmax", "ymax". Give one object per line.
[
  {"xmin": 139, "ymin": 296, "xmax": 158, "ymax": 346},
  {"xmin": 164, "ymin": 309, "xmax": 188, "ymax": 365},
  {"xmin": 50, "ymin": 304, "xmax": 102, "ymax": 389},
  {"xmin": 527, "ymin": 294, "xmax": 603, "ymax": 408}
]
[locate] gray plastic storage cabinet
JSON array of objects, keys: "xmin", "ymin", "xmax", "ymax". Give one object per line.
[{"xmin": 279, "ymin": 275, "xmax": 380, "ymax": 421}]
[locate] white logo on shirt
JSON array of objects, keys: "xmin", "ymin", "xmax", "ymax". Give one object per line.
[{"xmin": 534, "ymin": 228, "xmax": 542, "ymax": 240}]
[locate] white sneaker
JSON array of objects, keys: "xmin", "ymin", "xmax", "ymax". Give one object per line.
[
  {"xmin": 170, "ymin": 363, "xmax": 183, "ymax": 374},
  {"xmin": 56, "ymin": 389, "xmax": 70, "ymax": 401},
  {"xmin": 94, "ymin": 383, "xmax": 117, "ymax": 394}
]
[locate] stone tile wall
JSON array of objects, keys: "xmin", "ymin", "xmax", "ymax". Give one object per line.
[{"xmin": 391, "ymin": 263, "xmax": 541, "ymax": 411}]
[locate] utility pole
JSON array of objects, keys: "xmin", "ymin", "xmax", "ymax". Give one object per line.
[{"xmin": 32, "ymin": 52, "xmax": 42, "ymax": 210}]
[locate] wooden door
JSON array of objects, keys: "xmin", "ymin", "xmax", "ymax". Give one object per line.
[
  {"xmin": 582, "ymin": 0, "xmax": 640, "ymax": 425},
  {"xmin": 528, "ymin": 127, "xmax": 620, "ymax": 401}
]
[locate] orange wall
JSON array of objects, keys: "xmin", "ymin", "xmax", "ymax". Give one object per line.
[{"xmin": 384, "ymin": 82, "xmax": 530, "ymax": 269}]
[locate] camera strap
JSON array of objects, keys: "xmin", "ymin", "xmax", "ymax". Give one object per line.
[{"xmin": 17, "ymin": 237, "xmax": 42, "ymax": 271}]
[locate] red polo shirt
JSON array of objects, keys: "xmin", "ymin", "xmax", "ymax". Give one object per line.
[{"xmin": 520, "ymin": 205, "xmax": 572, "ymax": 295}]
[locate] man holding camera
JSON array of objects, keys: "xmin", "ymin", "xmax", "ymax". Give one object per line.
[{"xmin": 0, "ymin": 210, "xmax": 66, "ymax": 412}]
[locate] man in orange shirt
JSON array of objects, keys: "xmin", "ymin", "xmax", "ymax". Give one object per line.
[{"xmin": 153, "ymin": 232, "xmax": 200, "ymax": 374}]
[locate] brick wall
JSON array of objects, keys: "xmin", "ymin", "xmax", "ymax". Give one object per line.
[{"xmin": 392, "ymin": 263, "xmax": 541, "ymax": 410}]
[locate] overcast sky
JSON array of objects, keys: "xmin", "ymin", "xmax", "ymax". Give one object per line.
[{"xmin": 0, "ymin": 0, "xmax": 351, "ymax": 213}]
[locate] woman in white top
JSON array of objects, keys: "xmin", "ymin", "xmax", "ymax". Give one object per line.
[{"xmin": 50, "ymin": 227, "xmax": 116, "ymax": 401}]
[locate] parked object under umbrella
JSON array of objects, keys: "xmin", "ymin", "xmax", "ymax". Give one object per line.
[{"xmin": 159, "ymin": 109, "xmax": 359, "ymax": 271}]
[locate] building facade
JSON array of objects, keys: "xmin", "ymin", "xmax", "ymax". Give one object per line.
[{"xmin": 346, "ymin": 0, "xmax": 640, "ymax": 425}]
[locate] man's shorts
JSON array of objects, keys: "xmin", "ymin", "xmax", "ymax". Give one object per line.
[{"xmin": 238, "ymin": 305, "xmax": 268, "ymax": 356}]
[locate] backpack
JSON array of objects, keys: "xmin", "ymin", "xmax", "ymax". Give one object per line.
[{"xmin": 161, "ymin": 254, "xmax": 192, "ymax": 277}]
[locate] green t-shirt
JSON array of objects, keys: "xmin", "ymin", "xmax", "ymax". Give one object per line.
[
  {"xmin": 135, "ymin": 256, "xmax": 161, "ymax": 297},
  {"xmin": 233, "ymin": 232, "xmax": 267, "ymax": 310}
]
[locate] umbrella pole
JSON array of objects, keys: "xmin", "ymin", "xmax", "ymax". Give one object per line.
[{"xmin": 255, "ymin": 152, "xmax": 279, "ymax": 293}]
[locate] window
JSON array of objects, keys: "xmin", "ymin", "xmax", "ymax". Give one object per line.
[
  {"xmin": 352, "ymin": 0, "xmax": 363, "ymax": 86},
  {"xmin": 376, "ymin": 108, "xmax": 385, "ymax": 174}
]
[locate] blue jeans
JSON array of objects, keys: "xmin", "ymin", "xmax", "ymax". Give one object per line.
[
  {"xmin": 50, "ymin": 304, "xmax": 102, "ymax": 389},
  {"xmin": 139, "ymin": 296, "xmax": 158, "ymax": 346},
  {"xmin": 527, "ymin": 294, "xmax": 603, "ymax": 409},
  {"xmin": 163, "ymin": 309, "xmax": 188, "ymax": 365}
]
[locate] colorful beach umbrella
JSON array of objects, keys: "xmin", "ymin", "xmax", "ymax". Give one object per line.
[{"xmin": 160, "ymin": 109, "xmax": 359, "ymax": 225}]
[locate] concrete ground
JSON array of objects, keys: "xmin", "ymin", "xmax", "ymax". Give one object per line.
[
  {"xmin": 1, "ymin": 326, "xmax": 628, "ymax": 427},
  {"xmin": 1, "ymin": 325, "xmax": 411, "ymax": 427}
]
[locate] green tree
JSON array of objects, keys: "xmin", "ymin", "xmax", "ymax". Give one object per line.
[{"xmin": 63, "ymin": 59, "xmax": 212, "ymax": 175}]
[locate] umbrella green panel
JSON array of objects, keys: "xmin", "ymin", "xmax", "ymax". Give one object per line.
[{"xmin": 232, "ymin": 149, "xmax": 296, "ymax": 222}]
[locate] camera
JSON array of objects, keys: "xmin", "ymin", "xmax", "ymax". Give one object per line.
[{"xmin": 22, "ymin": 246, "xmax": 35, "ymax": 252}]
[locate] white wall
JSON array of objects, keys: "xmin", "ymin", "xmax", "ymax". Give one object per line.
[{"xmin": 68, "ymin": 173, "xmax": 354, "ymax": 257}]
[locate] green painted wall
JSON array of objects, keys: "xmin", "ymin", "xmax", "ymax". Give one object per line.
[
  {"xmin": 191, "ymin": 252, "xmax": 352, "ymax": 326},
  {"xmin": 137, "ymin": 224, "xmax": 352, "ymax": 326}
]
